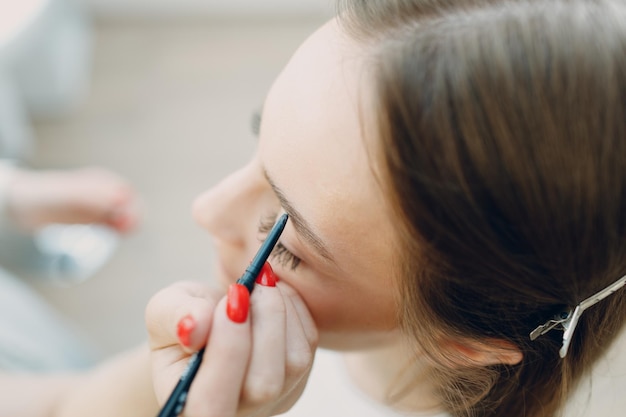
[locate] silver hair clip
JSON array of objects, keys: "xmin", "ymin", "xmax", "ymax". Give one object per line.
[{"xmin": 530, "ymin": 275, "xmax": 626, "ymax": 358}]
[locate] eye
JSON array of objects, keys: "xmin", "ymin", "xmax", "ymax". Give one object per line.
[
  {"xmin": 271, "ymin": 242, "xmax": 302, "ymax": 271},
  {"xmin": 258, "ymin": 213, "xmax": 302, "ymax": 271}
]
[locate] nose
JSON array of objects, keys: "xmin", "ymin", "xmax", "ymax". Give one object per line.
[{"xmin": 192, "ymin": 157, "xmax": 267, "ymax": 247}]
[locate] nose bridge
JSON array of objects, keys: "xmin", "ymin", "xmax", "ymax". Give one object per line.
[{"xmin": 193, "ymin": 159, "xmax": 265, "ymax": 243}]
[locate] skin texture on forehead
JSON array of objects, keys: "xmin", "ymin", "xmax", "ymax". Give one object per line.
[
  {"xmin": 261, "ymin": 20, "xmax": 393, "ymax": 272},
  {"xmin": 258, "ymin": 20, "xmax": 400, "ymax": 346}
]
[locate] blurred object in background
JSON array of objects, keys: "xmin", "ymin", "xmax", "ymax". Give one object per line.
[
  {"xmin": 0, "ymin": 0, "xmax": 105, "ymax": 286},
  {"xmin": 0, "ymin": 0, "xmax": 92, "ymax": 160},
  {"xmin": 0, "ymin": 223, "xmax": 119, "ymax": 286},
  {"xmin": 9, "ymin": 0, "xmax": 330, "ymax": 355}
]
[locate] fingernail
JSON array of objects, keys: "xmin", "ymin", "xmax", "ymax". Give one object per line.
[
  {"xmin": 227, "ymin": 283, "xmax": 250, "ymax": 323},
  {"xmin": 177, "ymin": 314, "xmax": 196, "ymax": 347},
  {"xmin": 256, "ymin": 262, "xmax": 278, "ymax": 287},
  {"xmin": 107, "ymin": 207, "xmax": 136, "ymax": 231},
  {"xmin": 110, "ymin": 215, "xmax": 134, "ymax": 231}
]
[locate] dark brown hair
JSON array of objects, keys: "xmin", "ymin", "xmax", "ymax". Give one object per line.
[{"xmin": 339, "ymin": 1, "xmax": 626, "ymax": 416}]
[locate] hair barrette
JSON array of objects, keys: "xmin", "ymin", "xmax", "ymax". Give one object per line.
[{"xmin": 530, "ymin": 275, "xmax": 626, "ymax": 358}]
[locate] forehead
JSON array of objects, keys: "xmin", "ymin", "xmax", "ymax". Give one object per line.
[{"xmin": 260, "ymin": 21, "xmax": 395, "ymax": 269}]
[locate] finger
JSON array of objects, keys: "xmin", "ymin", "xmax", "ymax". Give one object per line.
[
  {"xmin": 106, "ymin": 194, "xmax": 142, "ymax": 233},
  {"xmin": 243, "ymin": 285, "xmax": 286, "ymax": 405},
  {"xmin": 145, "ymin": 281, "xmax": 222, "ymax": 351},
  {"xmin": 272, "ymin": 361, "xmax": 314, "ymax": 415},
  {"xmin": 268, "ymin": 284, "xmax": 318, "ymax": 415},
  {"xmin": 185, "ymin": 296, "xmax": 252, "ymax": 417},
  {"xmin": 281, "ymin": 290, "xmax": 316, "ymax": 381},
  {"xmin": 278, "ymin": 282, "xmax": 319, "ymax": 347}
]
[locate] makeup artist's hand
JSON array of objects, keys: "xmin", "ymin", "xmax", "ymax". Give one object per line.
[
  {"xmin": 145, "ymin": 275, "xmax": 318, "ymax": 417},
  {"xmin": 3, "ymin": 165, "xmax": 139, "ymax": 233}
]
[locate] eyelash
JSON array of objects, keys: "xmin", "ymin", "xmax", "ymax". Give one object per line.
[{"xmin": 258, "ymin": 214, "xmax": 302, "ymax": 271}]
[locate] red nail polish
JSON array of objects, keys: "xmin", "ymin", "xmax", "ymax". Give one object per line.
[
  {"xmin": 177, "ymin": 314, "xmax": 196, "ymax": 347},
  {"xmin": 227, "ymin": 283, "xmax": 250, "ymax": 323},
  {"xmin": 256, "ymin": 262, "xmax": 278, "ymax": 287}
]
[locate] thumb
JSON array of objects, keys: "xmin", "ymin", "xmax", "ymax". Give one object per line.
[{"xmin": 145, "ymin": 281, "xmax": 223, "ymax": 352}]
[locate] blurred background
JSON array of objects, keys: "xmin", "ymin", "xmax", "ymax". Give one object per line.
[
  {"xmin": 0, "ymin": 0, "xmax": 331, "ymax": 357},
  {"xmin": 2, "ymin": 2, "xmax": 626, "ymax": 416}
]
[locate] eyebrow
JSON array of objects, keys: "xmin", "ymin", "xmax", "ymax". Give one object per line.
[{"xmin": 263, "ymin": 168, "xmax": 336, "ymax": 264}]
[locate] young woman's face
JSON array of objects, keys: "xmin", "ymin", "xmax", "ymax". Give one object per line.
[{"xmin": 193, "ymin": 21, "xmax": 399, "ymax": 349}]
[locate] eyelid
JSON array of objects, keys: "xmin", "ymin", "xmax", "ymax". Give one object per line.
[
  {"xmin": 257, "ymin": 213, "xmax": 302, "ymax": 270},
  {"xmin": 273, "ymin": 241, "xmax": 302, "ymax": 270}
]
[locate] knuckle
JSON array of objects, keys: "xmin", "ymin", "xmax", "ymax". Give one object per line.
[
  {"xmin": 307, "ymin": 326, "xmax": 320, "ymax": 347},
  {"xmin": 243, "ymin": 375, "xmax": 284, "ymax": 405},
  {"xmin": 144, "ymin": 288, "xmax": 164, "ymax": 318},
  {"xmin": 144, "ymin": 292, "xmax": 166, "ymax": 335},
  {"xmin": 286, "ymin": 346, "xmax": 314, "ymax": 377}
]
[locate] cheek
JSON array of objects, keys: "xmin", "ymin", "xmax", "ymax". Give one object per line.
[
  {"xmin": 302, "ymin": 289, "xmax": 347, "ymax": 330},
  {"xmin": 278, "ymin": 271, "xmax": 397, "ymax": 333}
]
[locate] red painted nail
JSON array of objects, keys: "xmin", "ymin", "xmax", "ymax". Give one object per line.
[
  {"xmin": 227, "ymin": 283, "xmax": 250, "ymax": 323},
  {"xmin": 256, "ymin": 262, "xmax": 278, "ymax": 287},
  {"xmin": 177, "ymin": 314, "xmax": 196, "ymax": 347}
]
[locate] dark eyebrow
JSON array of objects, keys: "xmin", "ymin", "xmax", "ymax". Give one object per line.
[{"xmin": 263, "ymin": 168, "xmax": 336, "ymax": 264}]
